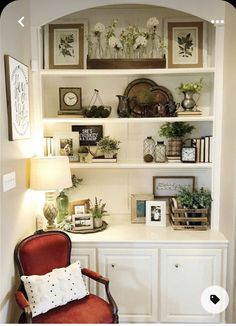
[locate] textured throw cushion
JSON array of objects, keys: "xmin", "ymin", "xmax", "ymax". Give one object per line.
[{"xmin": 21, "ymin": 261, "xmax": 89, "ymax": 317}]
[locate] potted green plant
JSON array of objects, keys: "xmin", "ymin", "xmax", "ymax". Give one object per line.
[
  {"xmin": 97, "ymin": 136, "xmax": 121, "ymax": 159},
  {"xmin": 177, "ymin": 186, "xmax": 212, "ymax": 217},
  {"xmin": 89, "ymin": 197, "xmax": 107, "ymax": 228},
  {"xmin": 159, "ymin": 122, "xmax": 195, "ymax": 157},
  {"xmin": 177, "ymin": 78, "xmax": 204, "ymax": 110}
]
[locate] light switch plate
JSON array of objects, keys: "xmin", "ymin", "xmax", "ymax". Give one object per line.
[{"xmin": 3, "ymin": 171, "xmax": 16, "ymax": 192}]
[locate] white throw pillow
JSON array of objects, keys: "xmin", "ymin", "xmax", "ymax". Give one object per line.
[{"xmin": 21, "ymin": 261, "xmax": 89, "ymax": 317}]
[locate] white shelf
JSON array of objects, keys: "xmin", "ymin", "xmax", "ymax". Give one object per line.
[
  {"xmin": 69, "ymin": 162, "xmax": 212, "ymax": 169},
  {"xmin": 43, "ymin": 116, "xmax": 214, "ymax": 124},
  {"xmin": 40, "ymin": 67, "xmax": 215, "ymax": 77}
]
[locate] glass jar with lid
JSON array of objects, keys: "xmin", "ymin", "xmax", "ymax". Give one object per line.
[
  {"xmin": 143, "ymin": 136, "xmax": 155, "ymax": 162},
  {"xmin": 155, "ymin": 141, "xmax": 166, "ymax": 163}
]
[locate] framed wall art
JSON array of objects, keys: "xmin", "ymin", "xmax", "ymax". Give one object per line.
[
  {"xmin": 153, "ymin": 176, "xmax": 195, "ymax": 198},
  {"xmin": 58, "ymin": 87, "xmax": 83, "ymax": 115},
  {"xmin": 72, "ymin": 125, "xmax": 103, "ymax": 146},
  {"xmin": 49, "ymin": 24, "xmax": 84, "ymax": 69},
  {"xmin": 71, "ymin": 214, "xmax": 93, "ymax": 231},
  {"xmin": 4, "ymin": 55, "xmax": 30, "ymax": 141},
  {"xmin": 167, "ymin": 21, "xmax": 204, "ymax": 68},
  {"xmin": 131, "ymin": 194, "xmax": 154, "ymax": 224},
  {"xmin": 146, "ymin": 200, "xmax": 166, "ymax": 226},
  {"xmin": 53, "ymin": 132, "xmax": 79, "ymax": 161}
]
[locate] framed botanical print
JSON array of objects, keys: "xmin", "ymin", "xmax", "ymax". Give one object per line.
[
  {"xmin": 167, "ymin": 22, "xmax": 204, "ymax": 68},
  {"xmin": 4, "ymin": 55, "xmax": 30, "ymax": 140},
  {"xmin": 49, "ymin": 24, "xmax": 84, "ymax": 69},
  {"xmin": 131, "ymin": 194, "xmax": 154, "ymax": 223}
]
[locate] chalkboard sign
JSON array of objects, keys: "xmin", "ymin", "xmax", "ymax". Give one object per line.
[{"xmin": 72, "ymin": 125, "xmax": 103, "ymax": 146}]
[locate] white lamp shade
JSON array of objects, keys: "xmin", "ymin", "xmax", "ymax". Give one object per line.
[{"xmin": 30, "ymin": 156, "xmax": 72, "ymax": 191}]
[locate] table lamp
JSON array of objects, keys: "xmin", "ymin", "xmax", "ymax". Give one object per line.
[{"xmin": 30, "ymin": 156, "xmax": 72, "ymax": 229}]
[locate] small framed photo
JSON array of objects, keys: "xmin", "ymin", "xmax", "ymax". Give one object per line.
[
  {"xmin": 53, "ymin": 132, "xmax": 79, "ymax": 162},
  {"xmin": 4, "ymin": 55, "xmax": 30, "ymax": 140},
  {"xmin": 167, "ymin": 21, "xmax": 204, "ymax": 68},
  {"xmin": 72, "ymin": 125, "xmax": 103, "ymax": 146},
  {"xmin": 49, "ymin": 24, "xmax": 84, "ymax": 69},
  {"xmin": 146, "ymin": 201, "xmax": 166, "ymax": 226},
  {"xmin": 58, "ymin": 87, "xmax": 83, "ymax": 115},
  {"xmin": 71, "ymin": 214, "xmax": 93, "ymax": 231},
  {"xmin": 131, "ymin": 194, "xmax": 154, "ymax": 224},
  {"xmin": 153, "ymin": 176, "xmax": 195, "ymax": 198},
  {"xmin": 69, "ymin": 199, "xmax": 90, "ymax": 215}
]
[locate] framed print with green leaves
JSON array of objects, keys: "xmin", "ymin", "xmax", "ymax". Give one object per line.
[
  {"xmin": 4, "ymin": 55, "xmax": 30, "ymax": 140},
  {"xmin": 49, "ymin": 24, "xmax": 84, "ymax": 69},
  {"xmin": 167, "ymin": 21, "xmax": 204, "ymax": 68}
]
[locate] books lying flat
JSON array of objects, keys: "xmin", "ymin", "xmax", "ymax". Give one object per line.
[
  {"xmin": 92, "ymin": 158, "xmax": 117, "ymax": 163},
  {"xmin": 167, "ymin": 156, "xmax": 181, "ymax": 163},
  {"xmin": 177, "ymin": 110, "xmax": 202, "ymax": 116}
]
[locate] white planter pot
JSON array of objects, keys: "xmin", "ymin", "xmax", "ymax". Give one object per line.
[{"xmin": 94, "ymin": 218, "xmax": 103, "ymax": 228}]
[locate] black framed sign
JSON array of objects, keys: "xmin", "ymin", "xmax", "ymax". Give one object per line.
[{"xmin": 72, "ymin": 125, "xmax": 103, "ymax": 146}]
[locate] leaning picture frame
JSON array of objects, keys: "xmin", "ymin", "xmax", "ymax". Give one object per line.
[
  {"xmin": 153, "ymin": 176, "xmax": 195, "ymax": 198},
  {"xmin": 4, "ymin": 55, "xmax": 30, "ymax": 141},
  {"xmin": 48, "ymin": 24, "xmax": 84, "ymax": 69},
  {"xmin": 146, "ymin": 200, "xmax": 166, "ymax": 226},
  {"xmin": 53, "ymin": 132, "xmax": 79, "ymax": 162},
  {"xmin": 131, "ymin": 194, "xmax": 154, "ymax": 224},
  {"xmin": 69, "ymin": 199, "xmax": 90, "ymax": 215},
  {"xmin": 167, "ymin": 21, "xmax": 205, "ymax": 68},
  {"xmin": 71, "ymin": 214, "xmax": 93, "ymax": 231}
]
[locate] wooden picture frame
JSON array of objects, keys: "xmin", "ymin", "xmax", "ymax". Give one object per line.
[
  {"xmin": 4, "ymin": 55, "xmax": 30, "ymax": 140},
  {"xmin": 49, "ymin": 24, "xmax": 84, "ymax": 69},
  {"xmin": 131, "ymin": 194, "xmax": 154, "ymax": 224},
  {"xmin": 167, "ymin": 21, "xmax": 203, "ymax": 68},
  {"xmin": 153, "ymin": 176, "xmax": 195, "ymax": 198},
  {"xmin": 71, "ymin": 214, "xmax": 93, "ymax": 231},
  {"xmin": 59, "ymin": 87, "xmax": 83, "ymax": 115},
  {"xmin": 69, "ymin": 199, "xmax": 90, "ymax": 215},
  {"xmin": 53, "ymin": 132, "xmax": 79, "ymax": 162},
  {"xmin": 146, "ymin": 200, "xmax": 166, "ymax": 226},
  {"xmin": 72, "ymin": 125, "xmax": 103, "ymax": 146}
]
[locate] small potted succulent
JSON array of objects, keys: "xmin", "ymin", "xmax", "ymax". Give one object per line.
[
  {"xmin": 89, "ymin": 197, "xmax": 107, "ymax": 228},
  {"xmin": 97, "ymin": 136, "xmax": 121, "ymax": 159},
  {"xmin": 159, "ymin": 122, "xmax": 195, "ymax": 157},
  {"xmin": 177, "ymin": 78, "xmax": 204, "ymax": 110}
]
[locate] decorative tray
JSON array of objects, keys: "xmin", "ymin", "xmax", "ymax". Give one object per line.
[{"xmin": 67, "ymin": 221, "xmax": 108, "ymax": 234}]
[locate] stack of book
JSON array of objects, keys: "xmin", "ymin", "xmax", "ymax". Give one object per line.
[
  {"xmin": 177, "ymin": 109, "xmax": 202, "ymax": 117},
  {"xmin": 91, "ymin": 156, "xmax": 117, "ymax": 163},
  {"xmin": 167, "ymin": 156, "xmax": 181, "ymax": 163},
  {"xmin": 192, "ymin": 136, "xmax": 213, "ymax": 163}
]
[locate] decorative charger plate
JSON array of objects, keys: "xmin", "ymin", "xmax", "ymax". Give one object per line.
[
  {"xmin": 67, "ymin": 221, "xmax": 108, "ymax": 234},
  {"xmin": 124, "ymin": 78, "xmax": 173, "ymax": 117}
]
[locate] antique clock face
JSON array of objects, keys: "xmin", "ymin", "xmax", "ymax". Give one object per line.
[
  {"xmin": 181, "ymin": 147, "xmax": 196, "ymax": 163},
  {"xmin": 63, "ymin": 91, "xmax": 78, "ymax": 106}
]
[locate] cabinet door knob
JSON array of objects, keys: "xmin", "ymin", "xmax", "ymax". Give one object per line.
[
  {"xmin": 175, "ymin": 264, "xmax": 179, "ymax": 268},
  {"xmin": 111, "ymin": 264, "xmax": 115, "ymax": 268}
]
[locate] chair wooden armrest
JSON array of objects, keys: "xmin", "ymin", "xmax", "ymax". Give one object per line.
[
  {"xmin": 82, "ymin": 268, "xmax": 119, "ymax": 323},
  {"xmin": 15, "ymin": 288, "xmax": 32, "ymax": 323}
]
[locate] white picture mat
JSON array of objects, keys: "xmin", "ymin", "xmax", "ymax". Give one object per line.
[
  {"xmin": 146, "ymin": 200, "xmax": 166, "ymax": 226},
  {"xmin": 172, "ymin": 27, "xmax": 198, "ymax": 64}
]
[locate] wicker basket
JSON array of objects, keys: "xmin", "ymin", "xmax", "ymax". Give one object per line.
[{"xmin": 169, "ymin": 198, "xmax": 209, "ymax": 230}]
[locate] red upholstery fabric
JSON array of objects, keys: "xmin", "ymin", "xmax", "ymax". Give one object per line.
[
  {"xmin": 19, "ymin": 294, "xmax": 113, "ymax": 324},
  {"xmin": 82, "ymin": 268, "xmax": 103, "ymax": 281},
  {"xmin": 15, "ymin": 291, "xmax": 30, "ymax": 309},
  {"xmin": 18, "ymin": 232, "xmax": 70, "ymax": 275}
]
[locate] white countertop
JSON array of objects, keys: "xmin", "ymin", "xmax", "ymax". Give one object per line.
[{"xmin": 68, "ymin": 215, "xmax": 228, "ymax": 245}]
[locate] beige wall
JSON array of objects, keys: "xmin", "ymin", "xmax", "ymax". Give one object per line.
[
  {"xmin": 220, "ymin": 2, "xmax": 236, "ymax": 323},
  {"xmin": 0, "ymin": 0, "xmax": 37, "ymax": 323}
]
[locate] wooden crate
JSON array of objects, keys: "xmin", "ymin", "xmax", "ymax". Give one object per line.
[
  {"xmin": 169, "ymin": 199, "xmax": 209, "ymax": 230},
  {"xmin": 87, "ymin": 57, "xmax": 166, "ymax": 69}
]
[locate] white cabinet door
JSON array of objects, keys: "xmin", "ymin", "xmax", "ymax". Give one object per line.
[
  {"xmin": 160, "ymin": 248, "xmax": 223, "ymax": 323},
  {"xmin": 98, "ymin": 248, "xmax": 158, "ymax": 323},
  {"xmin": 71, "ymin": 246, "xmax": 96, "ymax": 294}
]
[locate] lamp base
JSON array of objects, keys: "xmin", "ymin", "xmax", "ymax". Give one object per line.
[{"xmin": 43, "ymin": 192, "xmax": 58, "ymax": 229}]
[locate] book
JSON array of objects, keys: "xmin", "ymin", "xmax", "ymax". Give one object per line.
[
  {"xmin": 177, "ymin": 110, "xmax": 202, "ymax": 116},
  {"xmin": 92, "ymin": 158, "xmax": 117, "ymax": 163},
  {"xmin": 209, "ymin": 136, "xmax": 213, "ymax": 163},
  {"xmin": 200, "ymin": 138, "xmax": 205, "ymax": 162},
  {"xmin": 204, "ymin": 136, "xmax": 210, "ymax": 163},
  {"xmin": 196, "ymin": 138, "xmax": 201, "ymax": 163}
]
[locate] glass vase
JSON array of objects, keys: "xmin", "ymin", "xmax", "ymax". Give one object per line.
[
  {"xmin": 94, "ymin": 36, "xmax": 103, "ymax": 59},
  {"xmin": 56, "ymin": 191, "xmax": 69, "ymax": 224},
  {"xmin": 143, "ymin": 136, "xmax": 155, "ymax": 162},
  {"xmin": 155, "ymin": 141, "xmax": 166, "ymax": 163}
]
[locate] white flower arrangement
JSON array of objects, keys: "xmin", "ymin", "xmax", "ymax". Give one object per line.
[
  {"xmin": 109, "ymin": 36, "xmax": 123, "ymax": 50},
  {"xmin": 133, "ymin": 35, "xmax": 148, "ymax": 50},
  {"xmin": 147, "ymin": 17, "xmax": 159, "ymax": 29},
  {"xmin": 94, "ymin": 22, "xmax": 105, "ymax": 34}
]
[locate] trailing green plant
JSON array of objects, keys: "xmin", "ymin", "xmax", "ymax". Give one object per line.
[
  {"xmin": 97, "ymin": 136, "xmax": 121, "ymax": 153},
  {"xmin": 89, "ymin": 197, "xmax": 107, "ymax": 219},
  {"xmin": 159, "ymin": 122, "xmax": 195, "ymax": 139},
  {"xmin": 177, "ymin": 186, "xmax": 212, "ymax": 209},
  {"xmin": 177, "ymin": 78, "xmax": 204, "ymax": 93}
]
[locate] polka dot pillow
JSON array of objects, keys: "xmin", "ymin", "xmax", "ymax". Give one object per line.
[{"xmin": 21, "ymin": 261, "xmax": 89, "ymax": 317}]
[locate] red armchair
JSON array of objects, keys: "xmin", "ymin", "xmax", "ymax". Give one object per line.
[{"xmin": 14, "ymin": 230, "xmax": 118, "ymax": 323}]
